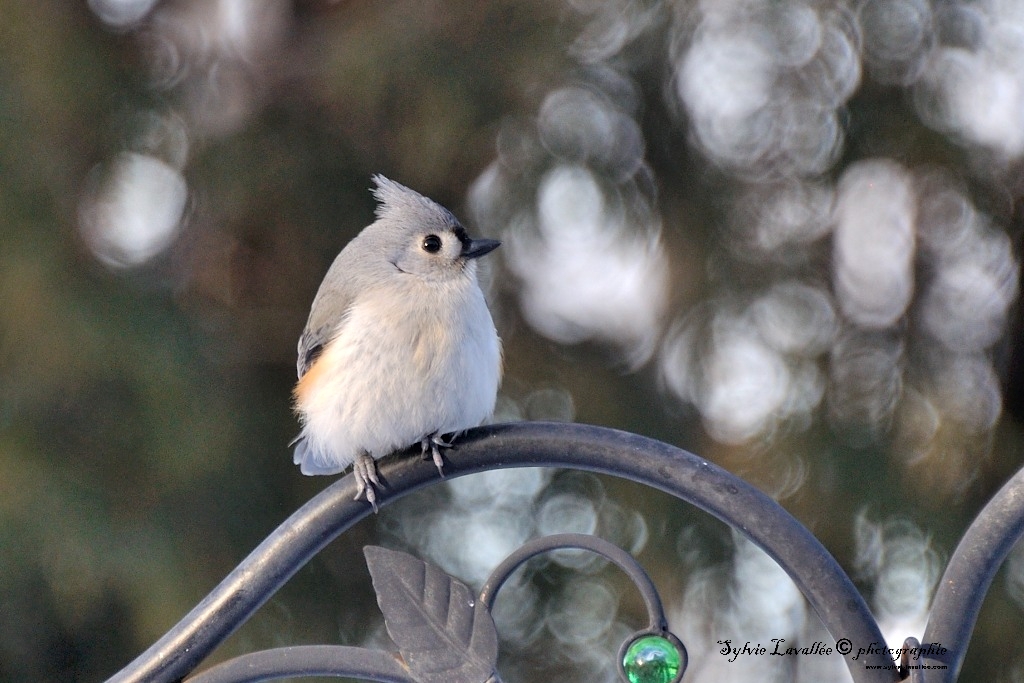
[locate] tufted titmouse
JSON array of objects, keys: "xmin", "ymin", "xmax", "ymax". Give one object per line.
[{"xmin": 291, "ymin": 175, "xmax": 502, "ymax": 508}]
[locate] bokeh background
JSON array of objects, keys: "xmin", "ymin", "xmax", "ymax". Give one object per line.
[{"xmin": 3, "ymin": 0, "xmax": 1024, "ymax": 681}]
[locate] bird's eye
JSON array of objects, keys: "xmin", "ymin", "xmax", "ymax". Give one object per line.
[{"xmin": 422, "ymin": 235, "xmax": 442, "ymax": 253}]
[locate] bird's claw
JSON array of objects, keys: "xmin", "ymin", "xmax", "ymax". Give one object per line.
[
  {"xmin": 353, "ymin": 453, "xmax": 382, "ymax": 512},
  {"xmin": 420, "ymin": 432, "xmax": 456, "ymax": 476}
]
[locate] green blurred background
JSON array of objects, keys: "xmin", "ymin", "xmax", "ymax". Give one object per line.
[{"xmin": 2, "ymin": 1, "xmax": 1024, "ymax": 682}]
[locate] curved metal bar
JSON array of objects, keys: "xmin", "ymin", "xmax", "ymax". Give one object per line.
[
  {"xmin": 478, "ymin": 532, "xmax": 668, "ymax": 631},
  {"xmin": 106, "ymin": 472, "xmax": 376, "ymax": 683},
  {"xmin": 920, "ymin": 464, "xmax": 1024, "ymax": 682},
  {"xmin": 105, "ymin": 422, "xmax": 897, "ymax": 683},
  {"xmin": 183, "ymin": 645, "xmax": 413, "ymax": 683},
  {"xmin": 901, "ymin": 637, "xmax": 925, "ymax": 683}
]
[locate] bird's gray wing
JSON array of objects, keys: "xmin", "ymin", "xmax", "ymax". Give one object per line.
[
  {"xmin": 296, "ymin": 255, "xmax": 361, "ymax": 379},
  {"xmin": 296, "ymin": 328, "xmax": 327, "ymax": 379}
]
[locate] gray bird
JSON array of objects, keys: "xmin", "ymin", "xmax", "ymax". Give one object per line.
[{"xmin": 292, "ymin": 175, "xmax": 502, "ymax": 508}]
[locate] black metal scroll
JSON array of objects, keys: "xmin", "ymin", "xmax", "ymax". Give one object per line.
[{"xmin": 103, "ymin": 421, "xmax": 1024, "ymax": 683}]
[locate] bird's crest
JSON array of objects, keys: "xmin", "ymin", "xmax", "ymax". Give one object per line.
[{"xmin": 371, "ymin": 174, "xmax": 457, "ymax": 226}]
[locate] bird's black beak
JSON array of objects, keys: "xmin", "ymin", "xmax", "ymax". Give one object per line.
[{"xmin": 462, "ymin": 238, "xmax": 501, "ymax": 259}]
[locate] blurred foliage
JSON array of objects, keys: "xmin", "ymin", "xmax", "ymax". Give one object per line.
[{"xmin": 1, "ymin": 1, "xmax": 1024, "ymax": 683}]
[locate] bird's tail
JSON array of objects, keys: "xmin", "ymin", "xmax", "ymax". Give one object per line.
[{"xmin": 290, "ymin": 434, "xmax": 347, "ymax": 476}]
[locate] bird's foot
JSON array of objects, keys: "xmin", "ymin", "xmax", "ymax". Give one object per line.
[
  {"xmin": 353, "ymin": 453, "xmax": 382, "ymax": 512},
  {"xmin": 420, "ymin": 432, "xmax": 457, "ymax": 476}
]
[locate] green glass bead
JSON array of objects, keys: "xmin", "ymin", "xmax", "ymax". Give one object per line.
[{"xmin": 622, "ymin": 634, "xmax": 684, "ymax": 683}]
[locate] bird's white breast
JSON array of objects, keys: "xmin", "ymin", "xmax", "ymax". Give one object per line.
[{"xmin": 295, "ymin": 274, "xmax": 501, "ymax": 470}]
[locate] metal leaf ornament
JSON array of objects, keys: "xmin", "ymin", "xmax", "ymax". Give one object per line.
[{"xmin": 364, "ymin": 546, "xmax": 500, "ymax": 683}]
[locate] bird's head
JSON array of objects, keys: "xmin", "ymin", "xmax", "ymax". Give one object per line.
[{"xmin": 370, "ymin": 175, "xmax": 500, "ymax": 282}]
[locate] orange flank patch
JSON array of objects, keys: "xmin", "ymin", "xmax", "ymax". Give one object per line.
[{"xmin": 294, "ymin": 351, "xmax": 332, "ymax": 406}]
